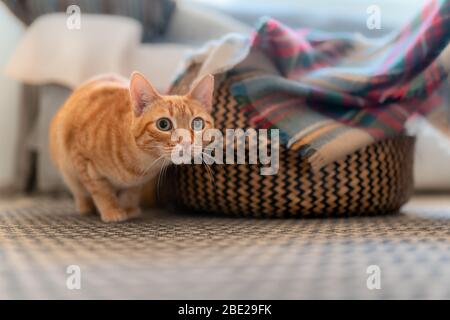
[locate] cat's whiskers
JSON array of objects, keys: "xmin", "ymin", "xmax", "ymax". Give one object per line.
[
  {"xmin": 156, "ymin": 159, "xmax": 170, "ymax": 201},
  {"xmin": 204, "ymin": 163, "xmax": 215, "ymax": 184},
  {"xmin": 201, "ymin": 152, "xmax": 216, "ymax": 185},
  {"xmin": 140, "ymin": 155, "xmax": 165, "ymax": 177}
]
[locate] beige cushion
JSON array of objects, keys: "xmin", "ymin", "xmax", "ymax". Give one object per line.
[{"xmin": 6, "ymin": 13, "xmax": 142, "ymax": 88}]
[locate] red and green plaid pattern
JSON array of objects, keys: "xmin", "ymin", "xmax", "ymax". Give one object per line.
[{"xmin": 231, "ymin": 0, "xmax": 450, "ymax": 168}]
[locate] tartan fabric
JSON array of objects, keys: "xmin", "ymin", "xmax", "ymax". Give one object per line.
[{"xmin": 231, "ymin": 0, "xmax": 450, "ymax": 169}]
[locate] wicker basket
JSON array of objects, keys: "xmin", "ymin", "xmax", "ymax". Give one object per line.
[{"xmin": 171, "ymin": 69, "xmax": 415, "ymax": 217}]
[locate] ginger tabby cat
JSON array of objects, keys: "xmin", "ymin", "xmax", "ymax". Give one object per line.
[{"xmin": 49, "ymin": 72, "xmax": 214, "ymax": 222}]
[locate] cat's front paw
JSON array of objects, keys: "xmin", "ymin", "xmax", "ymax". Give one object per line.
[
  {"xmin": 100, "ymin": 207, "xmax": 140, "ymax": 223},
  {"xmin": 124, "ymin": 207, "xmax": 142, "ymax": 219},
  {"xmin": 100, "ymin": 208, "xmax": 128, "ymax": 223}
]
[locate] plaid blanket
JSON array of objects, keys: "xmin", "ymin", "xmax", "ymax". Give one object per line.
[{"xmin": 230, "ymin": 0, "xmax": 450, "ymax": 169}]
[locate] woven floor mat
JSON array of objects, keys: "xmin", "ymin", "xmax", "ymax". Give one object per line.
[{"xmin": 0, "ymin": 196, "xmax": 449, "ymax": 299}]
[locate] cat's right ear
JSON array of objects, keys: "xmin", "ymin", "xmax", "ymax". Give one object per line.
[{"xmin": 129, "ymin": 72, "xmax": 161, "ymax": 117}]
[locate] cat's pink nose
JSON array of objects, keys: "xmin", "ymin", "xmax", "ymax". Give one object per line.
[
  {"xmin": 179, "ymin": 141, "xmax": 192, "ymax": 155},
  {"xmin": 180, "ymin": 141, "xmax": 191, "ymax": 149}
]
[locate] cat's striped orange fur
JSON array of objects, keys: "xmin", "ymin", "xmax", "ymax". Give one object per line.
[{"xmin": 49, "ymin": 72, "xmax": 214, "ymax": 222}]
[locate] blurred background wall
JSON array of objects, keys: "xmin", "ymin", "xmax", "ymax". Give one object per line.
[
  {"xmin": 0, "ymin": 2, "xmax": 23, "ymax": 190},
  {"xmin": 187, "ymin": 0, "xmax": 428, "ymax": 36}
]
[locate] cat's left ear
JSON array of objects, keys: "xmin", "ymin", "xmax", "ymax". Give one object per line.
[
  {"xmin": 130, "ymin": 72, "xmax": 161, "ymax": 117},
  {"xmin": 188, "ymin": 74, "xmax": 214, "ymax": 112}
]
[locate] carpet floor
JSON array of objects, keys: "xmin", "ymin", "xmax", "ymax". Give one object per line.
[{"xmin": 0, "ymin": 195, "xmax": 449, "ymax": 299}]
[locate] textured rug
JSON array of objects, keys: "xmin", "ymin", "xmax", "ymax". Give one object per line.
[{"xmin": 0, "ymin": 196, "xmax": 449, "ymax": 299}]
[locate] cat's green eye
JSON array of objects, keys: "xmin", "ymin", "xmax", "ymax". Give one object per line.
[
  {"xmin": 156, "ymin": 118, "xmax": 173, "ymax": 131},
  {"xmin": 191, "ymin": 117, "xmax": 205, "ymax": 131}
]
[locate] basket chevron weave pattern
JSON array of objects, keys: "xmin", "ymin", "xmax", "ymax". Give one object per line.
[{"xmin": 172, "ymin": 70, "xmax": 416, "ymax": 217}]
